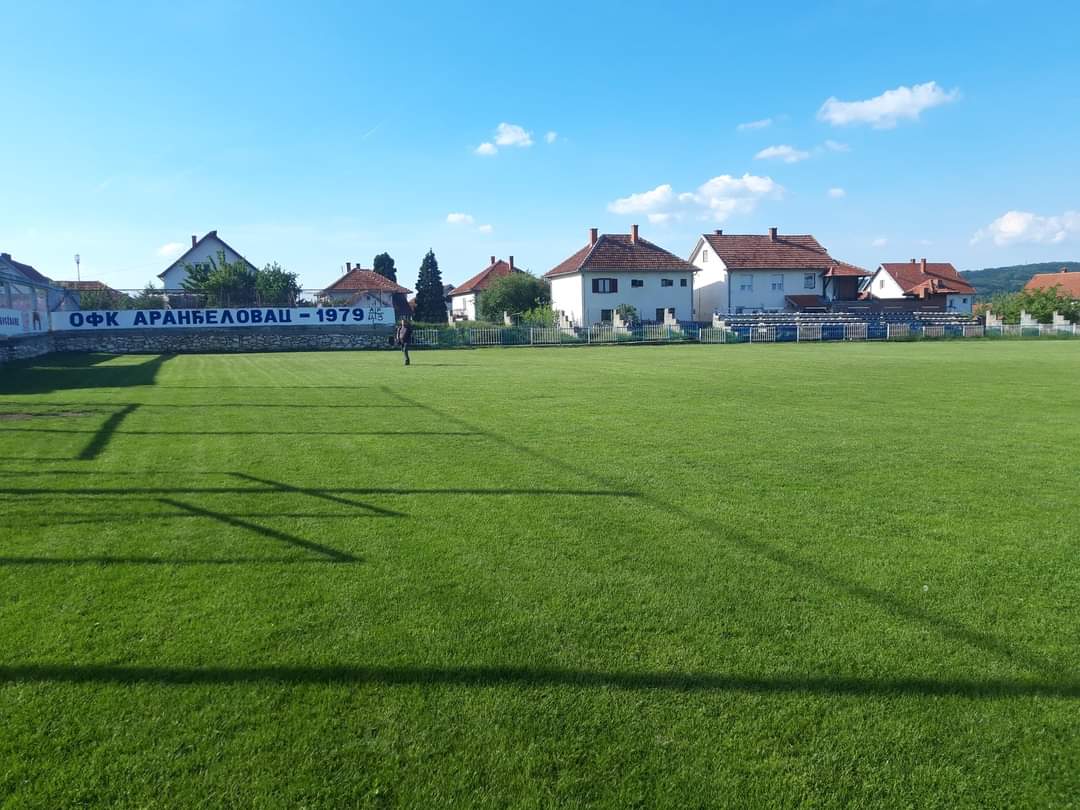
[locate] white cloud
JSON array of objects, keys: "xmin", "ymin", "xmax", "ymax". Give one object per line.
[
  {"xmin": 494, "ymin": 122, "xmax": 533, "ymax": 148},
  {"xmin": 818, "ymin": 81, "xmax": 960, "ymax": 129},
  {"xmin": 971, "ymin": 210, "xmax": 1080, "ymax": 246},
  {"xmin": 545, "ymin": 131, "xmax": 558, "ymax": 144},
  {"xmin": 474, "ymin": 142, "xmax": 497, "ymax": 156},
  {"xmin": 828, "ymin": 187, "xmax": 846, "ymax": 198},
  {"xmin": 446, "ymin": 212, "xmax": 475, "ymax": 225},
  {"xmin": 823, "ymin": 140, "xmax": 850, "ymax": 152},
  {"xmin": 609, "ymin": 174, "xmax": 782, "ymax": 224},
  {"xmin": 608, "ymin": 184, "xmax": 676, "ymax": 215},
  {"xmin": 872, "ymin": 237, "xmax": 888, "ymax": 248},
  {"xmin": 737, "ymin": 118, "xmax": 773, "ymax": 131},
  {"xmin": 754, "ymin": 144, "xmax": 810, "ymax": 164},
  {"xmin": 477, "ymin": 224, "xmax": 494, "ymax": 234},
  {"xmin": 156, "ymin": 242, "xmax": 185, "ymax": 257}
]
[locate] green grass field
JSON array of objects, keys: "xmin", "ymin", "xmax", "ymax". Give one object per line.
[{"xmin": 1, "ymin": 342, "xmax": 1078, "ymax": 807}]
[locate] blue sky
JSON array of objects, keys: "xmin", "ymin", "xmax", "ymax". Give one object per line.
[{"xmin": 2, "ymin": 0, "xmax": 1078, "ymax": 291}]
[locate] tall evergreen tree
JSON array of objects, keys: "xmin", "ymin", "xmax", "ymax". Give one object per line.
[
  {"xmin": 372, "ymin": 252, "xmax": 397, "ymax": 282},
  {"xmin": 413, "ymin": 250, "xmax": 447, "ymax": 323}
]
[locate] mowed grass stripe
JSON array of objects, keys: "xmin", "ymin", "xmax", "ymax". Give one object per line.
[{"xmin": 0, "ymin": 343, "xmax": 1078, "ymax": 807}]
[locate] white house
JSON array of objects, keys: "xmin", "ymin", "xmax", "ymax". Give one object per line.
[
  {"xmin": 319, "ymin": 264, "xmax": 412, "ymax": 318},
  {"xmin": 864, "ymin": 259, "xmax": 975, "ymax": 313},
  {"xmin": 546, "ymin": 225, "xmax": 695, "ymax": 327},
  {"xmin": 449, "ymin": 257, "xmax": 518, "ymax": 322},
  {"xmin": 158, "ymin": 231, "xmax": 258, "ymax": 290},
  {"xmin": 688, "ymin": 228, "xmax": 868, "ymax": 316}
]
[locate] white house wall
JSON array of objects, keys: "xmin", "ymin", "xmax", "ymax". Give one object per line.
[
  {"xmin": 449, "ymin": 292, "xmax": 478, "ymax": 321},
  {"xmin": 160, "ymin": 237, "xmax": 250, "ymax": 290},
  {"xmin": 575, "ymin": 271, "xmax": 694, "ymax": 325},
  {"xmin": 690, "ymin": 240, "xmax": 729, "ymax": 319},
  {"xmin": 946, "ymin": 293, "xmax": 973, "ymax": 313},
  {"xmin": 550, "ymin": 274, "xmax": 584, "ymax": 326},
  {"xmin": 726, "ymin": 270, "xmax": 825, "ymax": 313},
  {"xmin": 866, "ymin": 269, "xmax": 908, "ymax": 300}
]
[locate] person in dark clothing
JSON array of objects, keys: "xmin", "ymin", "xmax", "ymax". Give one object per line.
[{"xmin": 395, "ymin": 318, "xmax": 414, "ymax": 365}]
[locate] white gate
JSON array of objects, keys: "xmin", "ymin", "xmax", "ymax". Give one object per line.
[
  {"xmin": 698, "ymin": 327, "xmax": 730, "ymax": 344},
  {"xmin": 750, "ymin": 325, "xmax": 776, "ymax": 343},
  {"xmin": 844, "ymin": 323, "xmax": 867, "ymax": 341},
  {"xmin": 412, "ymin": 329, "xmax": 439, "ymax": 346},
  {"xmin": 468, "ymin": 328, "xmax": 503, "ymax": 346},
  {"xmin": 529, "ymin": 327, "xmax": 561, "ymax": 345},
  {"xmin": 923, "ymin": 325, "xmax": 945, "ymax": 339},
  {"xmin": 797, "ymin": 324, "xmax": 822, "ymax": 342}
]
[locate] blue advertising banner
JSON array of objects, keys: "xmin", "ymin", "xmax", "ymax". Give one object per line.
[{"xmin": 54, "ymin": 306, "xmax": 391, "ymax": 331}]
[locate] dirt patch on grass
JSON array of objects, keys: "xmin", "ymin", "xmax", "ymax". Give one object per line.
[{"xmin": 0, "ymin": 411, "xmax": 94, "ymax": 421}]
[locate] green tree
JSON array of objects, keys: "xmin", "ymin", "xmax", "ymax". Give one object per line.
[
  {"xmin": 615, "ymin": 303, "xmax": 640, "ymax": 326},
  {"xmin": 255, "ymin": 262, "xmax": 300, "ymax": 306},
  {"xmin": 78, "ymin": 288, "xmax": 130, "ymax": 311},
  {"xmin": 130, "ymin": 283, "xmax": 167, "ymax": 309},
  {"xmin": 413, "ymin": 250, "xmax": 446, "ymax": 323},
  {"xmin": 478, "ymin": 273, "xmax": 551, "ymax": 322},
  {"xmin": 182, "ymin": 250, "xmax": 259, "ymax": 307},
  {"xmin": 984, "ymin": 286, "xmax": 1080, "ymax": 324},
  {"xmin": 373, "ymin": 252, "xmax": 398, "ymax": 283}
]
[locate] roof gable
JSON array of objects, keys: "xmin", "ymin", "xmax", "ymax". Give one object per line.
[
  {"xmin": 0, "ymin": 252, "xmax": 51, "ymax": 284},
  {"xmin": 545, "ymin": 233, "xmax": 694, "ymax": 278},
  {"xmin": 700, "ymin": 233, "xmax": 833, "ymax": 269},
  {"xmin": 158, "ymin": 231, "xmax": 258, "ymax": 279},
  {"xmin": 320, "ymin": 268, "xmax": 412, "ymax": 295},
  {"xmin": 879, "ymin": 261, "xmax": 975, "ymax": 296},
  {"xmin": 453, "ymin": 259, "xmax": 517, "ymax": 295}
]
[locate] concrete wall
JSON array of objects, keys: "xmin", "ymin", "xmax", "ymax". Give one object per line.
[
  {"xmin": 52, "ymin": 325, "xmax": 396, "ymax": 355},
  {"xmin": 0, "ymin": 333, "xmax": 55, "ymax": 365}
]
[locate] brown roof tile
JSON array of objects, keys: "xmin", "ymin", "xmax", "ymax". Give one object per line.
[
  {"xmin": 453, "ymin": 259, "xmax": 517, "ymax": 295},
  {"xmin": 545, "ymin": 233, "xmax": 694, "ymax": 278},
  {"xmin": 321, "ymin": 269, "xmax": 412, "ymax": 295},
  {"xmin": 702, "ymin": 233, "xmax": 835, "ymax": 269},
  {"xmin": 880, "ymin": 261, "xmax": 975, "ymax": 296},
  {"xmin": 825, "ymin": 260, "xmax": 870, "ymax": 277},
  {"xmin": 1024, "ymin": 269, "xmax": 1080, "ymax": 298}
]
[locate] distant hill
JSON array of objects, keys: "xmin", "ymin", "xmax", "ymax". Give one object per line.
[{"xmin": 961, "ymin": 262, "xmax": 1080, "ymax": 298}]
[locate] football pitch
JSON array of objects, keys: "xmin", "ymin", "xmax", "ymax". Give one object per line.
[{"xmin": 1, "ymin": 342, "xmax": 1078, "ymax": 807}]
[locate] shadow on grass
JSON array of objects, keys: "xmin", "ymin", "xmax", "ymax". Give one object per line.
[
  {"xmin": 0, "ymin": 556, "xmax": 354, "ymax": 566},
  {"xmin": 0, "ymin": 663, "xmax": 1075, "ymax": 700},
  {"xmin": 380, "ymin": 387, "xmax": 1070, "ymax": 680},
  {"xmin": 7, "ymin": 427, "xmax": 479, "ymax": 438},
  {"xmin": 77, "ymin": 404, "xmax": 139, "ymax": 460},
  {"xmin": 0, "ymin": 354, "xmax": 175, "ymax": 395},
  {"xmin": 158, "ymin": 498, "xmax": 363, "ymax": 563}
]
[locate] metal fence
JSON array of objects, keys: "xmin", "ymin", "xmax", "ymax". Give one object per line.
[{"xmin": 403, "ymin": 321, "xmax": 1080, "ymax": 349}]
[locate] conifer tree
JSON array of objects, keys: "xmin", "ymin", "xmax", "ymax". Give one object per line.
[{"xmin": 413, "ymin": 250, "xmax": 447, "ymax": 323}]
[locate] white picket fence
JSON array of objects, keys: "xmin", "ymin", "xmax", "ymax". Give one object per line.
[{"xmin": 698, "ymin": 327, "xmax": 733, "ymax": 344}]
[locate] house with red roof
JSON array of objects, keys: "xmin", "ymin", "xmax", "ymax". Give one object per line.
[
  {"xmin": 449, "ymin": 256, "xmax": 519, "ymax": 322},
  {"xmin": 865, "ymin": 259, "xmax": 975, "ymax": 313},
  {"xmin": 319, "ymin": 263, "xmax": 413, "ymax": 319},
  {"xmin": 545, "ymin": 225, "xmax": 695, "ymax": 327},
  {"xmin": 1023, "ymin": 268, "xmax": 1080, "ymax": 300},
  {"xmin": 688, "ymin": 228, "xmax": 869, "ymax": 316},
  {"xmin": 158, "ymin": 231, "xmax": 258, "ymax": 290}
]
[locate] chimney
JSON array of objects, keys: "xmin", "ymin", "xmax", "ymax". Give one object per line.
[
  {"xmin": 630, "ymin": 224, "xmax": 639, "ymax": 244},
  {"xmin": 589, "ymin": 227, "xmax": 598, "ymax": 246},
  {"xmin": 768, "ymin": 227, "xmax": 777, "ymax": 241},
  {"xmin": 191, "ymin": 234, "xmax": 197, "ymax": 248},
  {"xmin": 920, "ymin": 258, "xmax": 927, "ymax": 274},
  {"xmin": 911, "ymin": 258, "xmax": 916, "ymax": 264},
  {"xmin": 490, "ymin": 255, "xmax": 496, "ymax": 266},
  {"xmin": 714, "ymin": 229, "xmax": 723, "ymax": 236},
  {"xmin": 346, "ymin": 262, "xmax": 352, "ymax": 273},
  {"xmin": 509, "ymin": 255, "xmax": 515, "ymax": 270}
]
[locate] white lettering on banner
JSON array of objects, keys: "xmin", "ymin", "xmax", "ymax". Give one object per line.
[
  {"xmin": 53, "ymin": 307, "xmax": 389, "ymax": 332},
  {"xmin": 0, "ymin": 308, "xmax": 48, "ymax": 337}
]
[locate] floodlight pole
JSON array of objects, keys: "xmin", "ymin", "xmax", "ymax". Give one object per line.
[{"xmin": 74, "ymin": 254, "xmax": 81, "ymax": 283}]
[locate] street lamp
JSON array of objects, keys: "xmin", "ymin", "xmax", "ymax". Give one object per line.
[{"xmin": 74, "ymin": 254, "xmax": 81, "ymax": 283}]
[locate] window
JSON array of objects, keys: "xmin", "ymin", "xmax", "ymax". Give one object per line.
[
  {"xmin": 804, "ymin": 273, "xmax": 816, "ymax": 290},
  {"xmin": 771, "ymin": 274, "xmax": 784, "ymax": 291},
  {"xmin": 738, "ymin": 274, "xmax": 753, "ymax": 292},
  {"xmin": 680, "ymin": 278, "xmax": 688, "ymax": 287},
  {"xmin": 962, "ymin": 297, "xmax": 968, "ymax": 304},
  {"xmin": 655, "ymin": 308, "xmax": 665, "ymax": 322},
  {"xmin": 592, "ymin": 277, "xmax": 618, "ymax": 294},
  {"xmin": 631, "ymin": 279, "xmax": 644, "ymax": 288},
  {"xmin": 701, "ymin": 249, "xmax": 709, "ymax": 262},
  {"xmin": 879, "ymin": 279, "xmax": 885, "ymax": 289},
  {"xmin": 661, "ymin": 279, "xmax": 674, "ymax": 287},
  {"xmin": 600, "ymin": 309, "xmax": 613, "ymax": 323}
]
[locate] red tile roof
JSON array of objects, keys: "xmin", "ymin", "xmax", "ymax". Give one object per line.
[
  {"xmin": 56, "ymin": 280, "xmax": 124, "ymax": 294},
  {"xmin": 702, "ymin": 233, "xmax": 835, "ymax": 269},
  {"xmin": 453, "ymin": 259, "xmax": 516, "ymax": 295},
  {"xmin": 879, "ymin": 261, "xmax": 975, "ymax": 296},
  {"xmin": 545, "ymin": 233, "xmax": 694, "ymax": 278},
  {"xmin": 1024, "ymin": 269, "xmax": 1080, "ymax": 298},
  {"xmin": 321, "ymin": 268, "xmax": 412, "ymax": 295},
  {"xmin": 825, "ymin": 260, "xmax": 870, "ymax": 277}
]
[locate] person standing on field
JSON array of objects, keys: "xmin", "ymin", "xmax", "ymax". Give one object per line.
[{"xmin": 395, "ymin": 318, "xmax": 414, "ymax": 366}]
